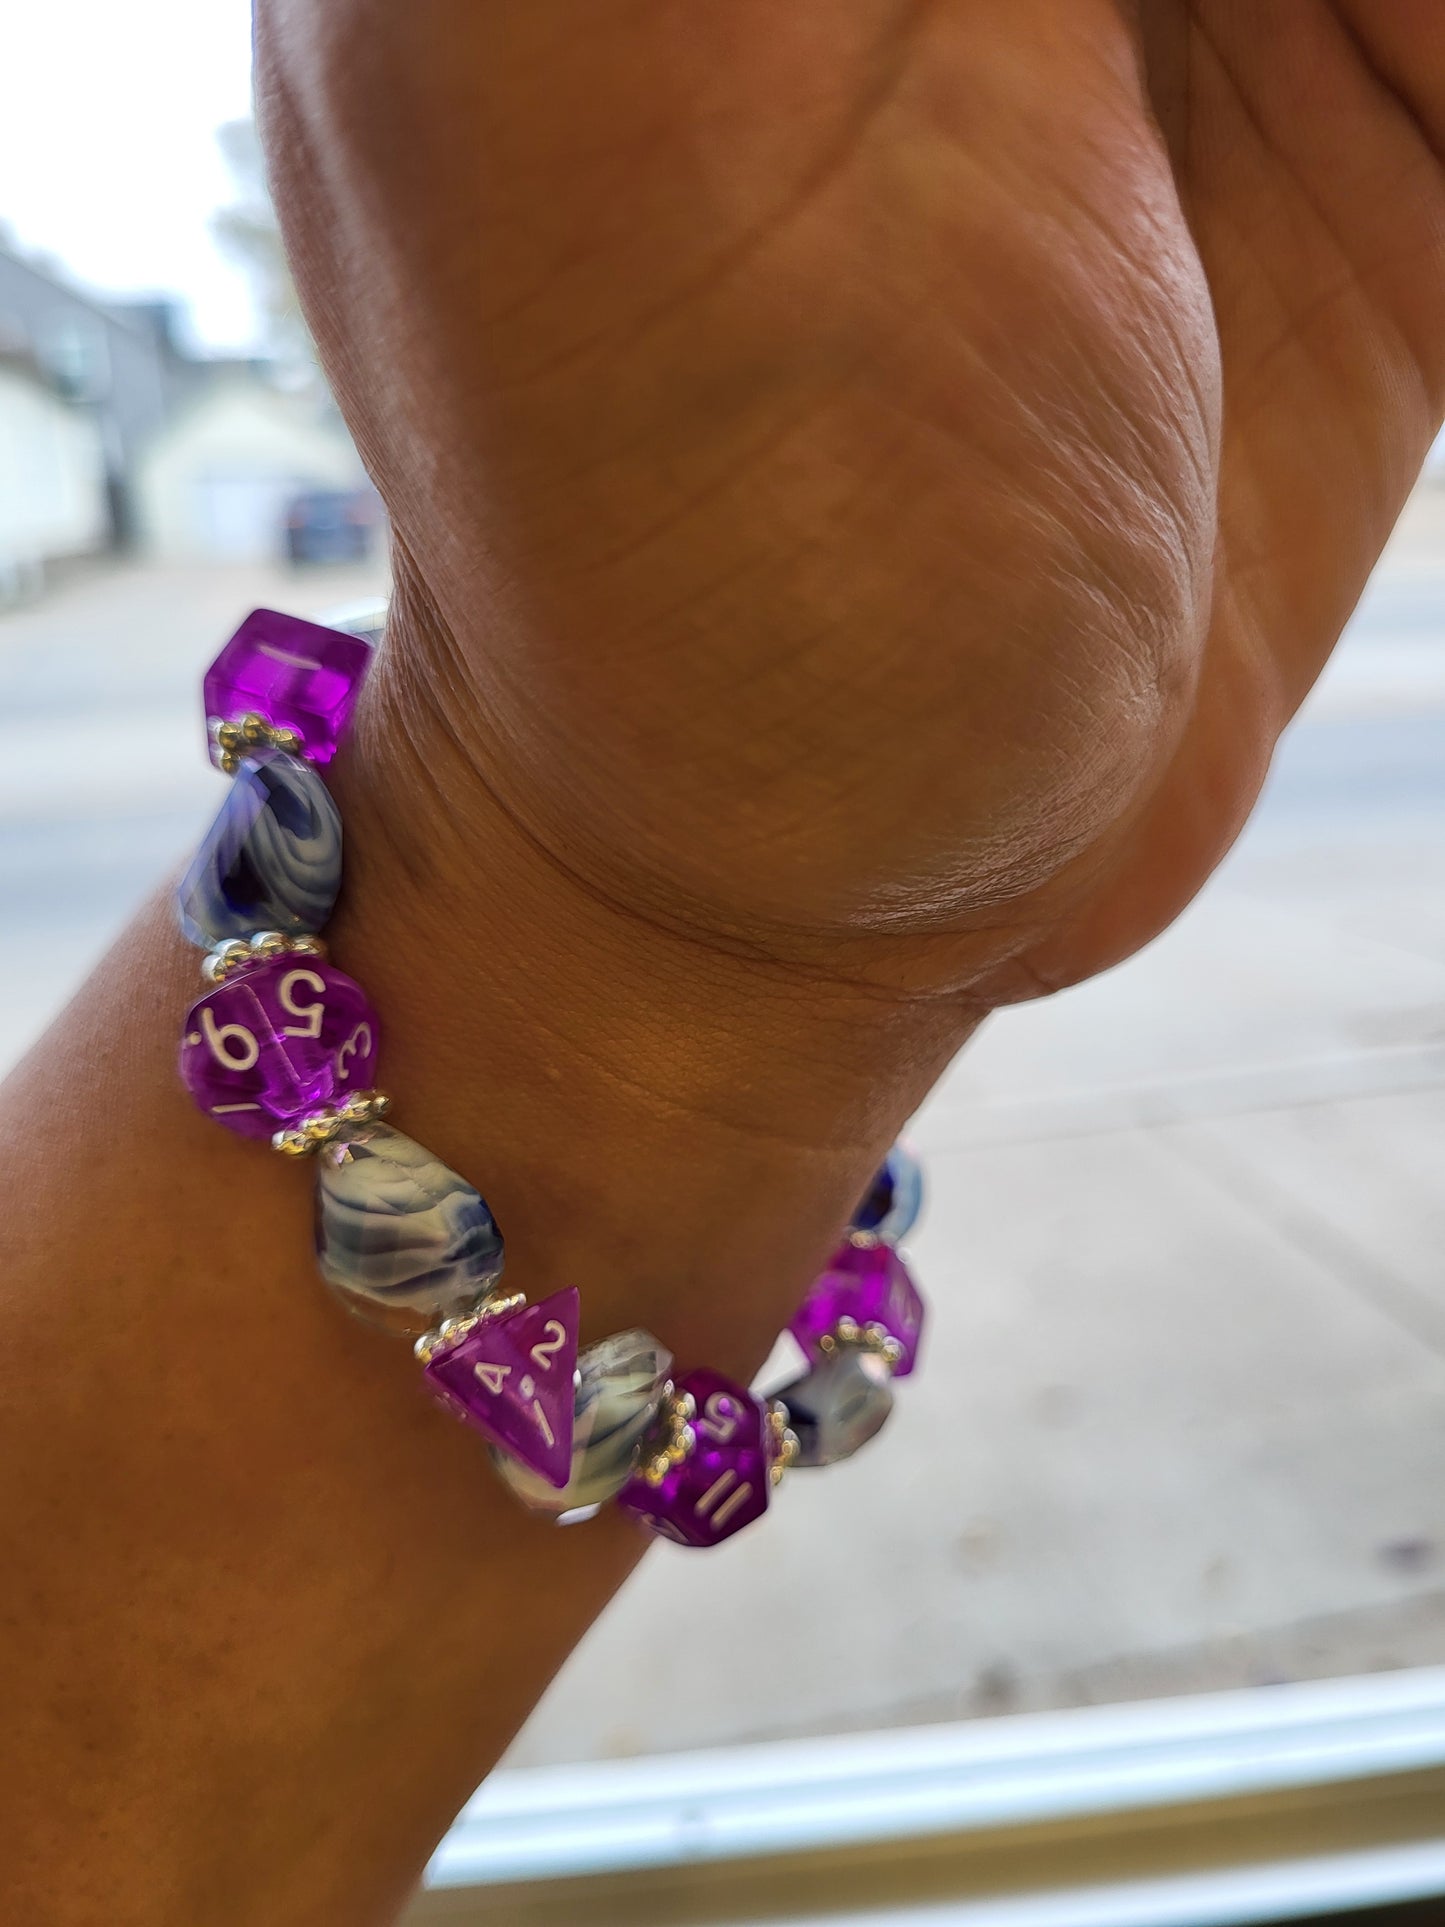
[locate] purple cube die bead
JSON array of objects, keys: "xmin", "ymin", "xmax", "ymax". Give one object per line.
[
  {"xmin": 204, "ymin": 609, "xmax": 373, "ymax": 768},
  {"xmin": 616, "ymin": 1368, "xmax": 774, "ymax": 1549},
  {"xmin": 180, "ymin": 955, "xmax": 379, "ymax": 1139},
  {"xmin": 789, "ymin": 1239, "xmax": 926, "ymax": 1378}
]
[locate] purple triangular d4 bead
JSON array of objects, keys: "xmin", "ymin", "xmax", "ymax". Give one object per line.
[{"xmin": 423, "ymin": 1289, "xmax": 580, "ymax": 1487}]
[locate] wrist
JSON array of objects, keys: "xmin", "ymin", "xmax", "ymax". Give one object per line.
[{"xmin": 325, "ymin": 627, "xmax": 974, "ymax": 1376}]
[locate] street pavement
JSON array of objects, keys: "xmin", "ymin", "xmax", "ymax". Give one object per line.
[{"xmin": 1, "ymin": 499, "xmax": 1442, "ymax": 1766}]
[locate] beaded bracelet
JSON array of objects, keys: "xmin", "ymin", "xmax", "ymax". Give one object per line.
[{"xmin": 175, "ymin": 609, "xmax": 928, "ymax": 1547}]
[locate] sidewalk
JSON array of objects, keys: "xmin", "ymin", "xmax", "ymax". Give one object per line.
[{"xmin": 1, "ymin": 500, "xmax": 1441, "ymax": 1768}]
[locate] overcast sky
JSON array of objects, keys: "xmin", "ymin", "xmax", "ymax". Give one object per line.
[{"xmin": 0, "ymin": 0, "xmax": 260, "ymax": 350}]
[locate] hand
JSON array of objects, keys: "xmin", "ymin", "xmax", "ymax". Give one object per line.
[{"xmin": 257, "ymin": 0, "xmax": 1444, "ymax": 1011}]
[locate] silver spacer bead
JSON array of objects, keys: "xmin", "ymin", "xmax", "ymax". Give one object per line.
[
  {"xmin": 200, "ymin": 929, "xmax": 329, "ymax": 987},
  {"xmin": 202, "ymin": 938, "xmax": 254, "ymax": 985},
  {"xmin": 334, "ymin": 1088, "xmax": 393, "ymax": 1128},
  {"xmin": 301, "ymin": 1106, "xmax": 341, "ymax": 1145},
  {"xmin": 268, "ymin": 1090, "xmax": 393, "ymax": 1157},
  {"xmin": 413, "ymin": 1291, "xmax": 528, "ymax": 1367},
  {"xmin": 211, "ymin": 718, "xmax": 245, "ymax": 773}
]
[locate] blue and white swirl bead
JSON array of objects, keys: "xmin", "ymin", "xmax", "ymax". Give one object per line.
[
  {"xmin": 315, "ymin": 1123, "xmax": 506, "ymax": 1334},
  {"xmin": 492, "ymin": 1330, "xmax": 674, "ymax": 1521},
  {"xmin": 177, "ymin": 749, "xmax": 343, "ymax": 948},
  {"xmin": 851, "ymin": 1140, "xmax": 924, "ymax": 1245}
]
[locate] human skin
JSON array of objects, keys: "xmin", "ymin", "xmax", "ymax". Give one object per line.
[{"xmin": 1, "ymin": 4, "xmax": 1442, "ymax": 1923}]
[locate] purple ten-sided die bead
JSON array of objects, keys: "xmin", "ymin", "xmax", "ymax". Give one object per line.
[
  {"xmin": 204, "ymin": 609, "xmax": 373, "ymax": 769},
  {"xmin": 616, "ymin": 1367, "xmax": 775, "ymax": 1548},
  {"xmin": 422, "ymin": 1288, "xmax": 581, "ymax": 1487},
  {"xmin": 789, "ymin": 1239, "xmax": 926, "ymax": 1378},
  {"xmin": 179, "ymin": 955, "xmax": 379, "ymax": 1140}
]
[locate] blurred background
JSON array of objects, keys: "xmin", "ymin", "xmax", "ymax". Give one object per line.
[{"xmin": 3, "ymin": 5, "xmax": 1444, "ymax": 1922}]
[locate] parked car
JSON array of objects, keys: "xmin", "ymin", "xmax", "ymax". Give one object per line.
[{"xmin": 283, "ymin": 486, "xmax": 382, "ymax": 564}]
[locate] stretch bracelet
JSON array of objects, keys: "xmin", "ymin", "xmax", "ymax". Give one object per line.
[{"xmin": 175, "ymin": 609, "xmax": 928, "ymax": 1547}]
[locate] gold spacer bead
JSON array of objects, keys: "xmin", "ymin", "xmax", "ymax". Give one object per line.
[
  {"xmin": 674, "ymin": 1391, "xmax": 697, "ymax": 1422},
  {"xmin": 368, "ymin": 1091, "xmax": 392, "ymax": 1117},
  {"xmin": 301, "ymin": 1106, "xmax": 341, "ymax": 1145},
  {"xmin": 769, "ymin": 1428, "xmax": 800, "ymax": 1486},
  {"xmin": 272, "ymin": 727, "xmax": 303, "ymax": 756},
  {"xmin": 214, "ymin": 719, "xmax": 244, "ymax": 751},
  {"xmin": 248, "ymin": 930, "xmax": 288, "ymax": 961},
  {"xmin": 288, "ymin": 934, "xmax": 328, "ymax": 959},
  {"xmin": 218, "ymin": 749, "xmax": 239, "ymax": 775},
  {"xmin": 272, "ymin": 1128, "xmax": 313, "ymax": 1158},
  {"xmin": 240, "ymin": 712, "xmax": 270, "ymax": 745}
]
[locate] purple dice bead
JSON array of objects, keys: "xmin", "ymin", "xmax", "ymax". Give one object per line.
[
  {"xmin": 616, "ymin": 1368, "xmax": 774, "ymax": 1548},
  {"xmin": 180, "ymin": 955, "xmax": 379, "ymax": 1139},
  {"xmin": 423, "ymin": 1289, "xmax": 580, "ymax": 1487},
  {"xmin": 204, "ymin": 609, "xmax": 372, "ymax": 768},
  {"xmin": 789, "ymin": 1239, "xmax": 926, "ymax": 1378}
]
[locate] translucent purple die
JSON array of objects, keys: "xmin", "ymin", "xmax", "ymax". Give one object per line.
[
  {"xmin": 616, "ymin": 1367, "xmax": 774, "ymax": 1548},
  {"xmin": 204, "ymin": 610, "xmax": 372, "ymax": 768},
  {"xmin": 789, "ymin": 1239, "xmax": 926, "ymax": 1378},
  {"xmin": 179, "ymin": 955, "xmax": 379, "ymax": 1139},
  {"xmin": 422, "ymin": 1289, "xmax": 580, "ymax": 1487}
]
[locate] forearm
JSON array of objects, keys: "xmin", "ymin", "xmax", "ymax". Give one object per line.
[{"xmin": 0, "ymin": 638, "xmax": 971, "ymax": 1926}]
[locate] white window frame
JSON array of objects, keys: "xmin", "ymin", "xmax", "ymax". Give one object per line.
[{"xmin": 408, "ymin": 1668, "xmax": 1445, "ymax": 1925}]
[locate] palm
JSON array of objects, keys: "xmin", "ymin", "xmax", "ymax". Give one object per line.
[{"xmin": 259, "ymin": 0, "xmax": 1445, "ymax": 1001}]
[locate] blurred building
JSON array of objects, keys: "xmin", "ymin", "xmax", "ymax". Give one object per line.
[
  {"xmin": 0, "ymin": 349, "xmax": 108, "ymax": 598},
  {"xmin": 0, "ymin": 238, "xmax": 368, "ymax": 586},
  {"xmin": 134, "ymin": 377, "xmax": 366, "ymax": 561}
]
